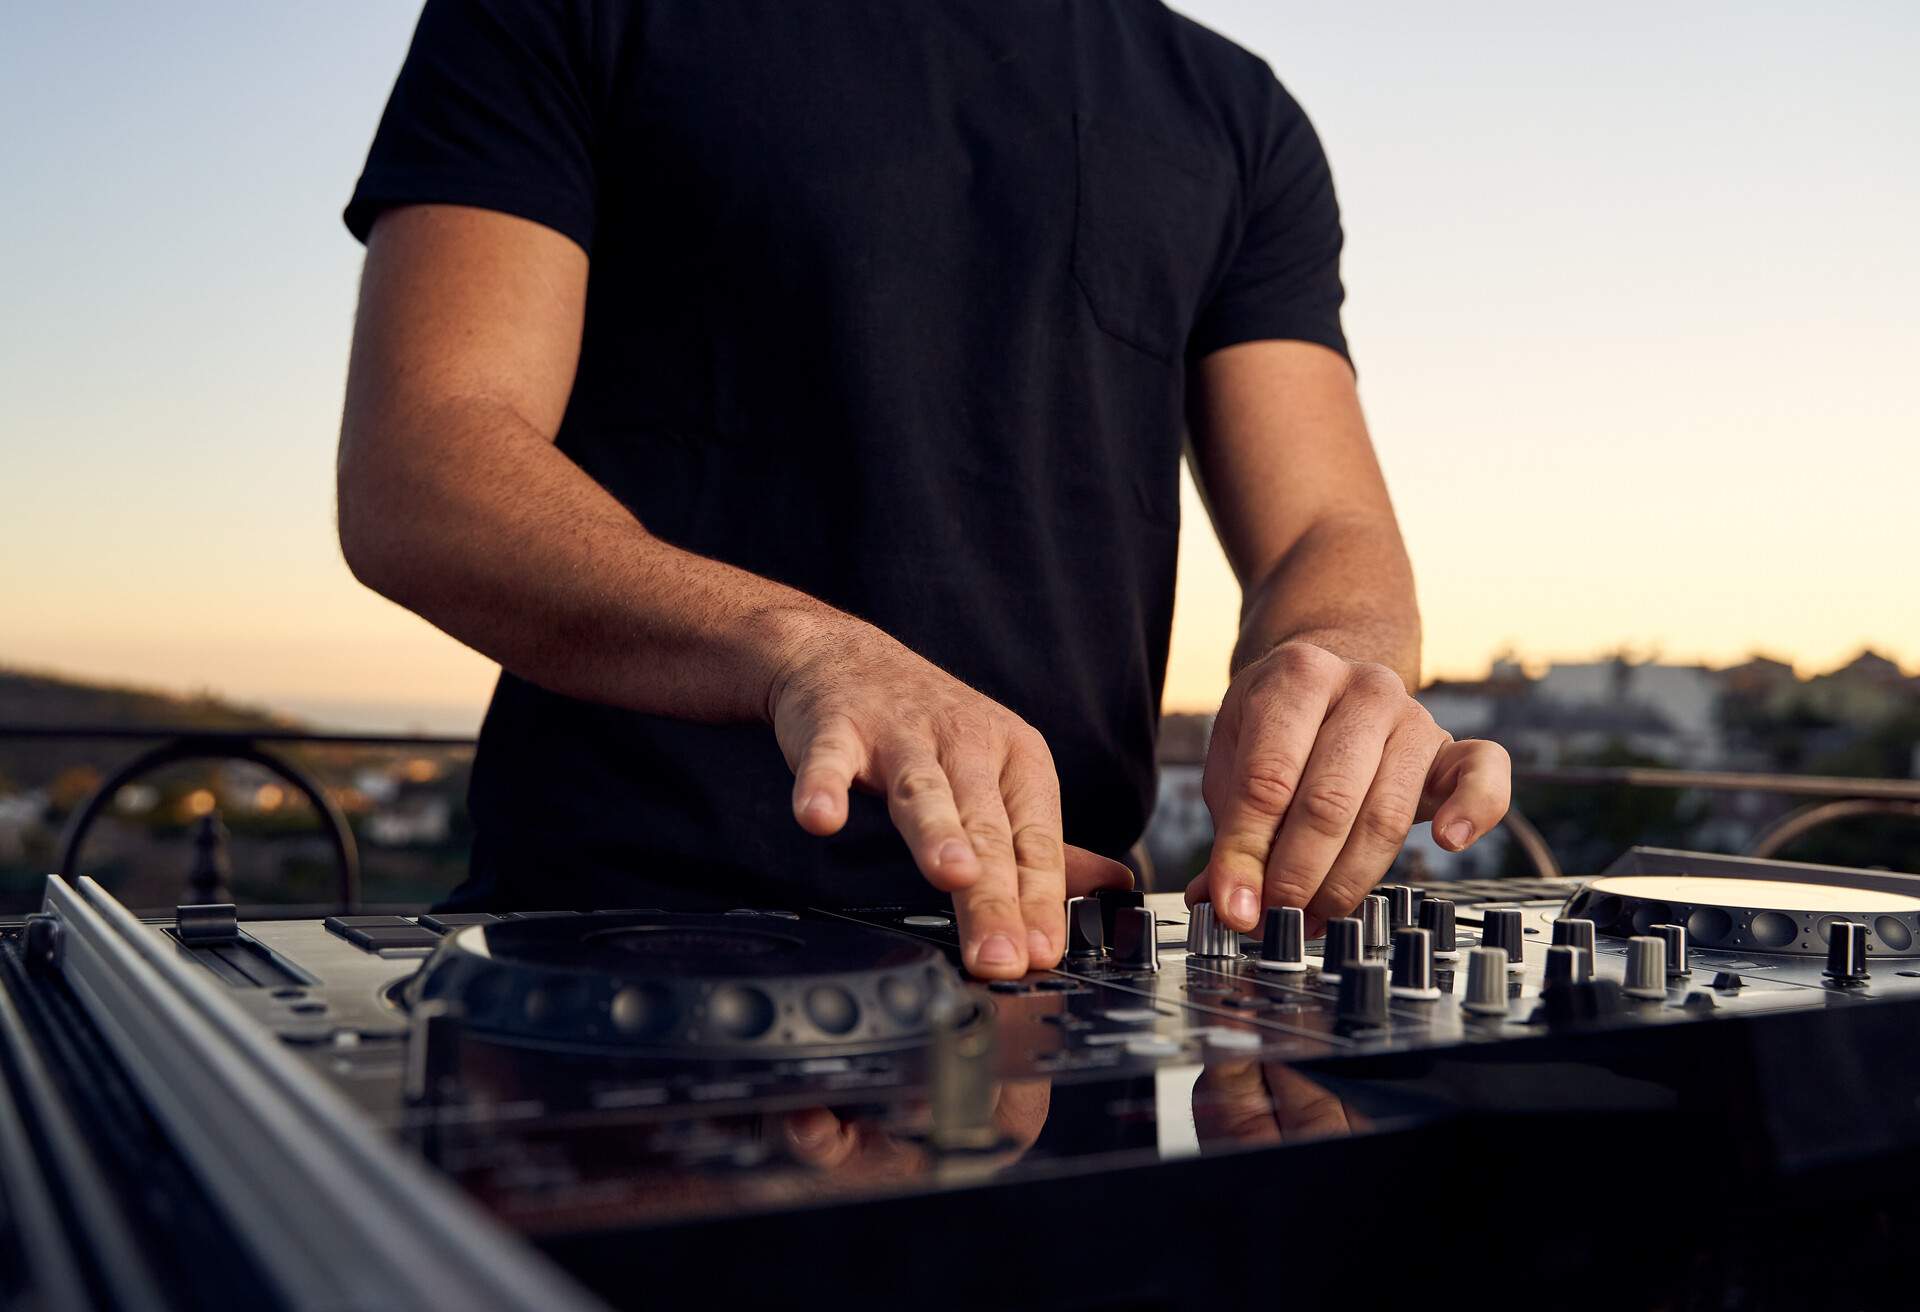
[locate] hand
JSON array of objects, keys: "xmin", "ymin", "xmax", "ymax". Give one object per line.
[
  {"xmin": 769, "ymin": 618, "xmax": 1133, "ymax": 977},
  {"xmin": 777, "ymin": 1080, "xmax": 1052, "ymax": 1177},
  {"xmin": 1192, "ymin": 1060, "xmax": 1367, "ymax": 1147},
  {"xmin": 1187, "ymin": 641, "xmax": 1510, "ymax": 933}
]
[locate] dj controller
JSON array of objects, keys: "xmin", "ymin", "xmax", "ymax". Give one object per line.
[{"xmin": 7, "ymin": 848, "xmax": 1920, "ymax": 1311}]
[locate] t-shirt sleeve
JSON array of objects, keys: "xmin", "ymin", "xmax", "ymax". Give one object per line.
[
  {"xmin": 343, "ymin": 0, "xmax": 598, "ymax": 253},
  {"xmin": 1187, "ymin": 76, "xmax": 1349, "ymax": 366}
]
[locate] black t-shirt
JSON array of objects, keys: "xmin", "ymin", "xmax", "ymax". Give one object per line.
[{"xmin": 346, "ymin": 0, "xmax": 1348, "ymax": 912}]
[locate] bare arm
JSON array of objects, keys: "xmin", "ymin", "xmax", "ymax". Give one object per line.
[
  {"xmin": 338, "ymin": 205, "xmax": 1128, "ymax": 975},
  {"xmin": 1184, "ymin": 341, "xmax": 1509, "ymax": 933},
  {"xmin": 1186, "ymin": 341, "xmax": 1419, "ymax": 686},
  {"xmin": 337, "ymin": 204, "xmax": 827, "ymax": 720}
]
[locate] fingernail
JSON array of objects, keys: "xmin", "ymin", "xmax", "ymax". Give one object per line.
[
  {"xmin": 786, "ymin": 1109, "xmax": 834, "ymax": 1149},
  {"xmin": 938, "ymin": 839, "xmax": 974, "ymax": 871},
  {"xmin": 1027, "ymin": 929, "xmax": 1052, "ymax": 963},
  {"xmin": 1441, "ymin": 820, "xmax": 1473, "ymax": 850},
  {"xmin": 976, "ymin": 933, "xmax": 1018, "ymax": 966},
  {"xmin": 800, "ymin": 792, "xmax": 833, "ymax": 817},
  {"xmin": 1229, "ymin": 886, "xmax": 1258, "ymax": 927}
]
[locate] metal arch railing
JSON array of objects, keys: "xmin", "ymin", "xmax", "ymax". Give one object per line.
[{"xmin": 5, "ymin": 725, "xmax": 1919, "ymax": 903}]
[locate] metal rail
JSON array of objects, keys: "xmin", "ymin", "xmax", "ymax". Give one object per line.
[{"xmin": 6, "ymin": 725, "xmax": 1918, "ymax": 894}]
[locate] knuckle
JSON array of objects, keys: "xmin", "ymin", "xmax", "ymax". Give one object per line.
[
  {"xmin": 1357, "ymin": 798, "xmax": 1417, "ymax": 848},
  {"xmin": 961, "ymin": 818, "xmax": 1014, "ymax": 860},
  {"xmin": 1297, "ymin": 781, "xmax": 1361, "ymax": 835},
  {"xmin": 1261, "ymin": 865, "xmax": 1321, "ymax": 909},
  {"xmin": 890, "ymin": 767, "xmax": 949, "ymax": 806},
  {"xmin": 1274, "ymin": 641, "xmax": 1331, "ymax": 680},
  {"xmin": 805, "ymin": 732, "xmax": 857, "ymax": 763},
  {"xmin": 1350, "ymin": 662, "xmax": 1407, "ymax": 699},
  {"xmin": 957, "ymin": 894, "xmax": 1021, "ymax": 924},
  {"xmin": 1010, "ymin": 823, "xmax": 1063, "ymax": 873},
  {"xmin": 1236, "ymin": 758, "xmax": 1303, "ymax": 815}
]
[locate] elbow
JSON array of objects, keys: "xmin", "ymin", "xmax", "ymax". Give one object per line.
[{"xmin": 335, "ymin": 459, "xmax": 412, "ymax": 604}]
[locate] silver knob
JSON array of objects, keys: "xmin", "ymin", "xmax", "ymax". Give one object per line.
[
  {"xmin": 1462, "ymin": 946, "xmax": 1511, "ymax": 1015},
  {"xmin": 1623, "ymin": 936, "xmax": 1668, "ymax": 998},
  {"xmin": 1361, "ymin": 894, "xmax": 1390, "ymax": 949},
  {"xmin": 1651, "ymin": 923, "xmax": 1689, "ymax": 977},
  {"xmin": 1185, "ymin": 902, "xmax": 1242, "ymax": 958}
]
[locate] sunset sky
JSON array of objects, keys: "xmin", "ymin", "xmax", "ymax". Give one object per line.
[{"xmin": 4, "ymin": 2, "xmax": 1916, "ymax": 732}]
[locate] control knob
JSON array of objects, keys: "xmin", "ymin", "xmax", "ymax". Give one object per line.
[
  {"xmin": 1320, "ymin": 917, "xmax": 1362, "ymax": 982},
  {"xmin": 1462, "ymin": 947, "xmax": 1511, "ymax": 1016},
  {"xmin": 1186, "ymin": 903, "xmax": 1242, "ymax": 959},
  {"xmin": 1480, "ymin": 908, "xmax": 1526, "ymax": 970},
  {"xmin": 1360, "ymin": 894, "xmax": 1390, "ymax": 950},
  {"xmin": 1336, "ymin": 961, "xmax": 1390, "ymax": 1027},
  {"xmin": 1389, "ymin": 927, "xmax": 1439, "ymax": 999},
  {"xmin": 1542, "ymin": 943, "xmax": 1590, "ymax": 989},
  {"xmin": 1550, "ymin": 917, "xmax": 1597, "ymax": 964},
  {"xmin": 1823, "ymin": 920, "xmax": 1870, "ymax": 986},
  {"xmin": 1623, "ymin": 936, "xmax": 1668, "ymax": 999},
  {"xmin": 1418, "ymin": 898, "xmax": 1459, "ymax": 959},
  {"xmin": 1110, "ymin": 907, "xmax": 1159, "ymax": 972},
  {"xmin": 1258, "ymin": 907, "xmax": 1307, "ymax": 972},
  {"xmin": 1065, "ymin": 897, "xmax": 1104, "ymax": 959}
]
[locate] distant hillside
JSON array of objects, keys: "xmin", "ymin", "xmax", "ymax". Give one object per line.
[{"xmin": 0, "ymin": 667, "xmax": 297, "ymax": 793}]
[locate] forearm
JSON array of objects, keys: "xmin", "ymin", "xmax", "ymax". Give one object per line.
[
  {"xmin": 337, "ymin": 394, "xmax": 849, "ymax": 723},
  {"xmin": 1230, "ymin": 511, "xmax": 1421, "ymax": 689}
]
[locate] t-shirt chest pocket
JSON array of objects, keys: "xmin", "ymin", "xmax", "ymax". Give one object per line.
[{"xmin": 1070, "ymin": 116, "xmax": 1236, "ymax": 362}]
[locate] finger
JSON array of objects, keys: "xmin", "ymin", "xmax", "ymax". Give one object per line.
[
  {"xmin": 1258, "ymin": 664, "xmax": 1404, "ymax": 925},
  {"xmin": 1001, "ymin": 737, "xmax": 1067, "ymax": 969},
  {"xmin": 1066, "ymin": 845, "xmax": 1135, "ymax": 897},
  {"xmin": 1420, "ymin": 739, "xmax": 1513, "ymax": 851},
  {"xmin": 943, "ymin": 753, "xmax": 1029, "ymax": 978},
  {"xmin": 1263, "ymin": 1064, "xmax": 1363, "ymax": 1142},
  {"xmin": 1191, "ymin": 1058, "xmax": 1283, "ymax": 1148},
  {"xmin": 877, "ymin": 746, "xmax": 981, "ymax": 891},
  {"xmin": 790, "ymin": 713, "xmax": 867, "ymax": 836},
  {"xmin": 1305, "ymin": 717, "xmax": 1446, "ymax": 925},
  {"xmin": 780, "ymin": 1106, "xmax": 859, "ymax": 1168},
  {"xmin": 1200, "ymin": 649, "xmax": 1343, "ymax": 931}
]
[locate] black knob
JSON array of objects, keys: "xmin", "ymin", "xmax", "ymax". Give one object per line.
[
  {"xmin": 1542, "ymin": 943, "xmax": 1590, "ymax": 989},
  {"xmin": 1389, "ymin": 927, "xmax": 1438, "ymax": 998},
  {"xmin": 1094, "ymin": 888, "xmax": 1145, "ymax": 945},
  {"xmin": 1320, "ymin": 917, "xmax": 1362, "ymax": 981},
  {"xmin": 1109, "ymin": 906, "xmax": 1159, "ymax": 971},
  {"xmin": 1418, "ymin": 898, "xmax": 1459, "ymax": 958},
  {"xmin": 1551, "ymin": 917, "xmax": 1597, "ymax": 964},
  {"xmin": 1065, "ymin": 897, "xmax": 1105, "ymax": 959},
  {"xmin": 1258, "ymin": 907, "xmax": 1307, "ymax": 972},
  {"xmin": 1381, "ymin": 884, "xmax": 1417, "ymax": 929},
  {"xmin": 1823, "ymin": 920, "xmax": 1870, "ymax": 985},
  {"xmin": 1538, "ymin": 977, "xmax": 1626, "ymax": 1029},
  {"xmin": 1651, "ymin": 923, "xmax": 1689, "ymax": 977},
  {"xmin": 1481, "ymin": 908, "xmax": 1526, "ymax": 970},
  {"xmin": 1336, "ymin": 961, "xmax": 1390, "ymax": 1027}
]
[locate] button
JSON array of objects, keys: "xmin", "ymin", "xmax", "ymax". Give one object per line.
[
  {"xmin": 1710, "ymin": 970, "xmax": 1745, "ymax": 990},
  {"xmin": 1204, "ymin": 1028, "xmax": 1263, "ymax": 1052},
  {"xmin": 1123, "ymin": 1035, "xmax": 1182, "ymax": 1058},
  {"xmin": 416, "ymin": 912, "xmax": 498, "ymax": 934},
  {"xmin": 988, "ymin": 980, "xmax": 1029, "ymax": 994},
  {"xmin": 322, "ymin": 916, "xmax": 440, "ymax": 952},
  {"xmin": 1103, "ymin": 1008, "xmax": 1162, "ymax": 1024},
  {"xmin": 902, "ymin": 914, "xmax": 951, "ymax": 928}
]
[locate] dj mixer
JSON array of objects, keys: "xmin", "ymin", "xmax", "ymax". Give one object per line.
[{"xmin": 6, "ymin": 848, "xmax": 1920, "ymax": 1310}]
